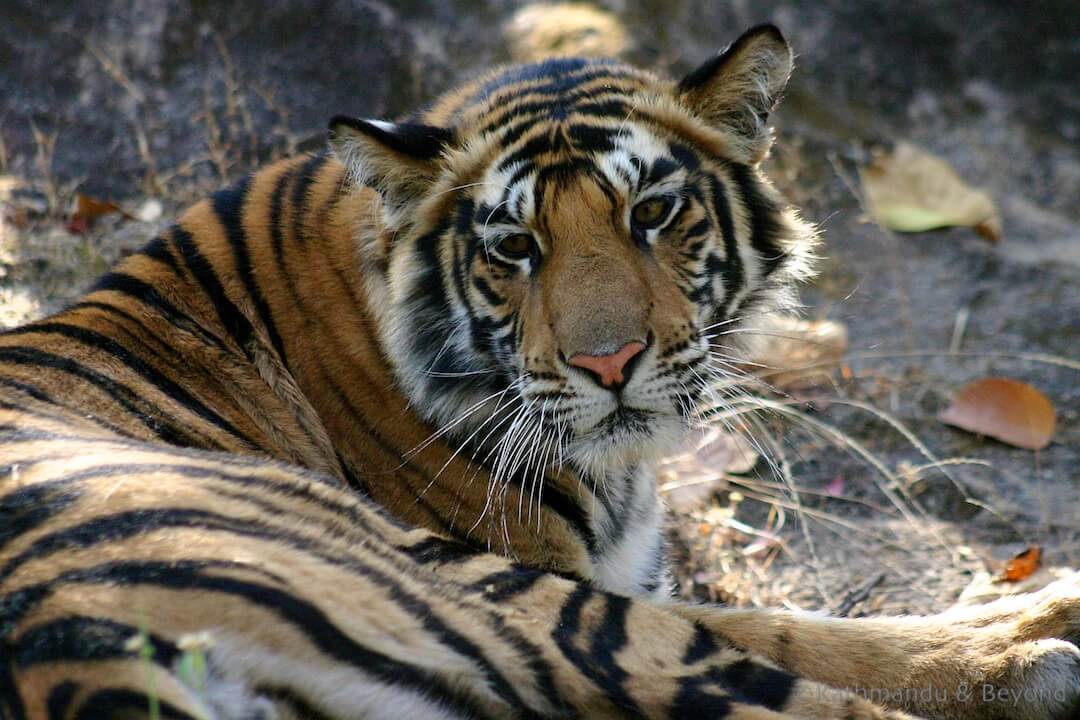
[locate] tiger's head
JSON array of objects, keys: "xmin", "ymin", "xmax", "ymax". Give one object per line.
[{"xmin": 329, "ymin": 25, "xmax": 815, "ymax": 482}]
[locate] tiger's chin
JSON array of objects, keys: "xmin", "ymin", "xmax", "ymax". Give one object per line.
[{"xmin": 567, "ymin": 410, "xmax": 687, "ymax": 480}]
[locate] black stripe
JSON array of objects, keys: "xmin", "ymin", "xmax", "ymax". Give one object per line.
[
  {"xmin": 73, "ymin": 688, "xmax": 197, "ymax": 720},
  {"xmin": 335, "ymin": 450, "xmax": 369, "ymax": 495},
  {"xmin": 398, "ymin": 536, "xmax": 475, "ymax": 565},
  {"xmin": 139, "ymin": 235, "xmax": 183, "ymax": 276},
  {"xmin": 290, "ymin": 153, "xmax": 330, "ymax": 247},
  {"xmin": 566, "ymin": 124, "xmax": 617, "ymax": 155},
  {"xmin": 12, "ymin": 616, "xmax": 178, "ymax": 668},
  {"xmin": 467, "ymin": 58, "xmax": 626, "ymax": 105},
  {"xmin": 643, "ymin": 157, "xmax": 680, "ymax": 187},
  {"xmin": 684, "ymin": 217, "xmax": 711, "ymax": 241},
  {"xmin": 682, "ymin": 621, "xmax": 720, "ymax": 664},
  {"xmin": 0, "ymin": 659, "xmax": 27, "ymax": 720},
  {"xmin": 46, "ymin": 681, "xmax": 79, "ymax": 720},
  {"xmin": 715, "ymin": 658, "xmax": 797, "ymax": 710},
  {"xmin": 13, "ymin": 323, "xmax": 256, "ymax": 449},
  {"xmin": 0, "ymin": 451, "xmax": 431, "ymax": 601},
  {"xmin": 472, "ymin": 567, "xmax": 547, "ymax": 602},
  {"xmin": 670, "ymin": 142, "xmax": 702, "ymax": 173},
  {"xmin": 212, "ymin": 176, "xmax": 289, "ymax": 364},
  {"xmin": 471, "ymin": 276, "xmax": 505, "ymax": 307},
  {"xmin": 0, "ymin": 346, "xmax": 195, "ymax": 446},
  {"xmin": 11, "ymin": 479, "xmax": 549, "ymax": 719},
  {"xmin": 0, "ymin": 480, "xmax": 81, "ymax": 554},
  {"xmin": 497, "ymin": 131, "xmax": 566, "ymax": 173},
  {"xmin": 0, "ymin": 450, "xmax": 384, "ymax": 553},
  {"xmin": 727, "ymin": 163, "xmax": 787, "ymax": 277},
  {"xmin": 269, "ymin": 163, "xmax": 298, "ymax": 270},
  {"xmin": 572, "ymin": 99, "xmax": 632, "ymax": 120},
  {"xmin": 671, "ymin": 669, "xmax": 734, "ymax": 717},
  {"xmin": 90, "ymin": 271, "xmax": 230, "ymax": 352},
  {"xmin": 171, "ymin": 224, "xmax": 257, "ymax": 352},
  {"xmin": 255, "ymin": 685, "xmax": 336, "ymax": 720},
  {"xmin": 0, "ymin": 506, "xmax": 272, "ymax": 583},
  {"xmin": 0, "ymin": 378, "xmax": 136, "ymax": 438},
  {"xmin": 70, "ymin": 301, "xmax": 220, "ymax": 389},
  {"xmin": 487, "ymin": 93, "xmax": 631, "ymax": 142},
  {"xmin": 0, "ymin": 425, "xmax": 326, "ymax": 478},
  {"xmin": 590, "ymin": 593, "xmax": 633, "ymax": 685},
  {"xmin": 473, "ymin": 202, "xmax": 511, "ymax": 227},
  {"xmin": 708, "ymin": 174, "xmax": 744, "ymax": 317},
  {"xmin": 553, "ymin": 585, "xmax": 645, "ymax": 717}
]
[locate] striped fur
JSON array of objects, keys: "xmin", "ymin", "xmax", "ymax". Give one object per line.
[{"xmin": 2, "ymin": 25, "xmax": 1079, "ymax": 720}]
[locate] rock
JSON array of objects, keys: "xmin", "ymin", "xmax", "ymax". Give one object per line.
[{"xmin": 136, "ymin": 198, "xmax": 163, "ymax": 222}]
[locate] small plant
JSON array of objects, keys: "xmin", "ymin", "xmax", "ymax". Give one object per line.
[
  {"xmin": 176, "ymin": 631, "xmax": 215, "ymax": 694},
  {"xmin": 123, "ymin": 616, "xmax": 160, "ymax": 720}
]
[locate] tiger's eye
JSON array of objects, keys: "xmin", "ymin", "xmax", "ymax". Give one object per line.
[
  {"xmin": 496, "ymin": 233, "xmax": 534, "ymax": 259},
  {"xmin": 632, "ymin": 197, "xmax": 671, "ymax": 229}
]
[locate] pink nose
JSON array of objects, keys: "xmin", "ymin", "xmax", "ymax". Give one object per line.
[{"xmin": 568, "ymin": 341, "xmax": 646, "ymax": 390}]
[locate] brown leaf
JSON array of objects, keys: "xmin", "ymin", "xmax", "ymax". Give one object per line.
[
  {"xmin": 939, "ymin": 377, "xmax": 1056, "ymax": 450},
  {"xmin": 996, "ymin": 546, "xmax": 1042, "ymax": 583},
  {"xmin": 859, "ymin": 141, "xmax": 1002, "ymax": 242},
  {"xmin": 750, "ymin": 317, "xmax": 849, "ymax": 389},
  {"xmin": 68, "ymin": 193, "xmax": 129, "ymax": 233},
  {"xmin": 659, "ymin": 429, "xmax": 759, "ymax": 513}
]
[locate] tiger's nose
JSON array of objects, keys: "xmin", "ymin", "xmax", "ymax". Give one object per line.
[{"xmin": 568, "ymin": 341, "xmax": 646, "ymax": 391}]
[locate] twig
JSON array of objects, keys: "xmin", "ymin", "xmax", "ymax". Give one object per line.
[
  {"xmin": 834, "ymin": 571, "xmax": 885, "ymax": 617},
  {"xmin": 949, "ymin": 307, "xmax": 970, "ymax": 354},
  {"xmin": 29, "ymin": 120, "xmax": 59, "ymax": 214},
  {"xmin": 0, "ymin": 123, "xmax": 7, "ymax": 174},
  {"xmin": 82, "ymin": 40, "xmax": 145, "ymax": 103}
]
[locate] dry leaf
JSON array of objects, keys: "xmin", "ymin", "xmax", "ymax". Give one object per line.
[
  {"xmin": 859, "ymin": 141, "xmax": 1002, "ymax": 242},
  {"xmin": 939, "ymin": 377, "xmax": 1055, "ymax": 450},
  {"xmin": 659, "ymin": 428, "xmax": 759, "ymax": 513},
  {"xmin": 996, "ymin": 546, "xmax": 1042, "ymax": 583},
  {"xmin": 749, "ymin": 317, "xmax": 848, "ymax": 389},
  {"xmin": 3, "ymin": 205, "xmax": 30, "ymax": 230},
  {"xmin": 824, "ymin": 475, "xmax": 846, "ymax": 497},
  {"xmin": 68, "ymin": 193, "xmax": 130, "ymax": 234}
]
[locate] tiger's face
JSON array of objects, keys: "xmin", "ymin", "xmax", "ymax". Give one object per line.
[
  {"xmin": 331, "ymin": 27, "xmax": 814, "ymax": 481},
  {"xmin": 459, "ymin": 124, "xmax": 751, "ymax": 473}
]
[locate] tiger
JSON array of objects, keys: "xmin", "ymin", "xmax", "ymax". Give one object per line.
[{"xmin": 1, "ymin": 23, "xmax": 1078, "ymax": 720}]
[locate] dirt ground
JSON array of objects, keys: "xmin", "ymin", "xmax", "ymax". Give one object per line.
[{"xmin": 1, "ymin": 1, "xmax": 1076, "ymax": 616}]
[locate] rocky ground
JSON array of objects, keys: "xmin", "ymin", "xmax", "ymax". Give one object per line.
[{"xmin": 1, "ymin": 1, "xmax": 1077, "ymax": 615}]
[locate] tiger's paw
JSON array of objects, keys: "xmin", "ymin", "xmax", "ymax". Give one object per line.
[{"xmin": 938, "ymin": 573, "xmax": 1080, "ymax": 720}]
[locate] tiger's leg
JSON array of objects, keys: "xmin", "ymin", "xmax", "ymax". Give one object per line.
[
  {"xmin": 446, "ymin": 565, "xmax": 924, "ymax": 719},
  {"xmin": 670, "ymin": 573, "xmax": 1080, "ymax": 720}
]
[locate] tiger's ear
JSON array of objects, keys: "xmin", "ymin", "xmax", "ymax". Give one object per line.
[
  {"xmin": 677, "ymin": 24, "xmax": 793, "ymax": 163},
  {"xmin": 328, "ymin": 116, "xmax": 454, "ymax": 226}
]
